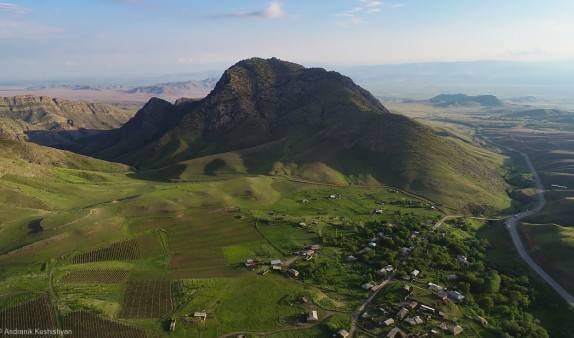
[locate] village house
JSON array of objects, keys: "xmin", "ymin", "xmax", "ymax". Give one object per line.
[
  {"xmin": 451, "ymin": 325, "xmax": 464, "ymax": 336},
  {"xmin": 287, "ymin": 269, "xmax": 299, "ymax": 278},
  {"xmin": 436, "ymin": 291, "xmax": 449, "ymax": 302},
  {"xmin": 337, "ymin": 329, "xmax": 350, "ymax": 338},
  {"xmin": 402, "ymin": 284, "xmax": 412, "ymax": 293},
  {"xmin": 193, "ymin": 312, "xmax": 207, "ymax": 322},
  {"xmin": 270, "ymin": 259, "xmax": 282, "ymax": 266},
  {"xmin": 386, "ymin": 327, "xmax": 407, "ymax": 338},
  {"xmin": 399, "ymin": 247, "xmax": 412, "ymax": 256},
  {"xmin": 407, "ymin": 301, "xmax": 418, "ymax": 310},
  {"xmin": 405, "ymin": 316, "xmax": 424, "ymax": 326},
  {"xmin": 475, "ymin": 315, "xmax": 489, "ymax": 327},
  {"xmin": 427, "ymin": 282, "xmax": 444, "ymax": 292},
  {"xmin": 368, "ymin": 241, "xmax": 377, "ymax": 248},
  {"xmin": 457, "ymin": 255, "xmax": 469, "ymax": 264},
  {"xmin": 298, "ymin": 222, "xmax": 307, "ymax": 227},
  {"xmin": 244, "ymin": 259, "xmax": 257, "ymax": 269},
  {"xmin": 397, "ymin": 307, "xmax": 409, "ymax": 320},
  {"xmin": 362, "ymin": 281, "xmax": 377, "ymax": 290},
  {"xmin": 447, "ymin": 290, "xmax": 465, "ymax": 303},
  {"xmin": 288, "ymin": 269, "xmax": 300, "ymax": 278},
  {"xmin": 307, "ymin": 310, "xmax": 319, "ymax": 322},
  {"xmin": 377, "ymin": 265, "xmax": 394, "ymax": 276},
  {"xmin": 329, "ymin": 194, "xmax": 337, "ymax": 199},
  {"xmin": 383, "ymin": 318, "xmax": 395, "ymax": 326},
  {"xmin": 375, "ymin": 208, "xmax": 384, "ymax": 214},
  {"xmin": 410, "ymin": 269, "xmax": 420, "ymax": 278},
  {"xmin": 309, "ymin": 244, "xmax": 321, "ymax": 251}
]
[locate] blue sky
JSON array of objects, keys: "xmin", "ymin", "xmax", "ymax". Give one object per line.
[{"xmin": 1, "ymin": 0, "xmax": 573, "ymax": 80}]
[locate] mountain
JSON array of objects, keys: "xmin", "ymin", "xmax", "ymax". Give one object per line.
[
  {"xmin": 0, "ymin": 95, "xmax": 135, "ymax": 146},
  {"xmin": 430, "ymin": 94, "xmax": 502, "ymax": 107},
  {"xmin": 124, "ymin": 78, "xmax": 217, "ymax": 98},
  {"xmin": 64, "ymin": 58, "xmax": 509, "ymax": 211}
]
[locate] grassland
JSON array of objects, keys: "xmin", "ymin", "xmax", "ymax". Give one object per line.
[{"xmin": 0, "ymin": 142, "xmax": 447, "ymax": 337}]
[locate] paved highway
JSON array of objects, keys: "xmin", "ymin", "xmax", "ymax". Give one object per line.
[{"xmin": 506, "ymin": 152, "xmax": 574, "ymax": 307}]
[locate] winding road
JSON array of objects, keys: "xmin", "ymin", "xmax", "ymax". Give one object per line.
[{"xmin": 505, "ymin": 152, "xmax": 574, "ymax": 307}]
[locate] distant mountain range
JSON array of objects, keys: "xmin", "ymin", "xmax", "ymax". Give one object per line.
[
  {"xmin": 0, "ymin": 78, "xmax": 217, "ymax": 104},
  {"xmin": 342, "ymin": 60, "xmax": 574, "ymax": 101},
  {"xmin": 0, "ymin": 95, "xmax": 135, "ymax": 145},
  {"xmin": 429, "ymin": 94, "xmax": 502, "ymax": 107},
  {"xmin": 40, "ymin": 57, "xmax": 508, "ymax": 210},
  {"xmin": 123, "ymin": 78, "xmax": 218, "ymax": 97}
]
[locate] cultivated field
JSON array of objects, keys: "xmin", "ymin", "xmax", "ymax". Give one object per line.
[
  {"xmin": 0, "ymin": 294, "xmax": 57, "ymax": 336},
  {"xmin": 119, "ymin": 280, "xmax": 173, "ymax": 319},
  {"xmin": 62, "ymin": 270, "xmax": 131, "ymax": 284},
  {"xmin": 62, "ymin": 311, "xmax": 147, "ymax": 338}
]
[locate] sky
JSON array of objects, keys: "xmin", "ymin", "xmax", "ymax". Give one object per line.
[{"xmin": 1, "ymin": 0, "xmax": 574, "ymax": 81}]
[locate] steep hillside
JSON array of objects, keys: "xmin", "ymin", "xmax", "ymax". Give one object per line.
[
  {"xmin": 0, "ymin": 95, "xmax": 135, "ymax": 143},
  {"xmin": 76, "ymin": 58, "xmax": 510, "ymax": 211},
  {"xmin": 0, "ymin": 139, "xmax": 127, "ymax": 178}
]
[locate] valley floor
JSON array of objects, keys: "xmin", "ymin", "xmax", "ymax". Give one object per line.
[{"xmin": 0, "ymin": 160, "xmax": 572, "ymax": 337}]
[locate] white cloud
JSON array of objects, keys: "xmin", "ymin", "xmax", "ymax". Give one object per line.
[
  {"xmin": 219, "ymin": 1, "xmax": 285, "ymax": 20},
  {"xmin": 336, "ymin": 0, "xmax": 403, "ymax": 25},
  {"xmin": 0, "ymin": 2, "xmax": 29, "ymax": 14}
]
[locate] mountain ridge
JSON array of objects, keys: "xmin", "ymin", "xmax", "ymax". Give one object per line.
[{"xmin": 41, "ymin": 57, "xmax": 511, "ymax": 211}]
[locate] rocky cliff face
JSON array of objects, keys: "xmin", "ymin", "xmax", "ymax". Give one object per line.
[
  {"xmin": 0, "ymin": 95, "xmax": 133, "ymax": 145},
  {"xmin": 0, "ymin": 95, "xmax": 134, "ymax": 139}
]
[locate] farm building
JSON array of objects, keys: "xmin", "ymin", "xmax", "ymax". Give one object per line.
[{"xmin": 270, "ymin": 259, "xmax": 282, "ymax": 266}]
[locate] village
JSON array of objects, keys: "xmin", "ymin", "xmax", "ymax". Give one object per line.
[
  {"xmin": 221, "ymin": 192, "xmax": 484, "ymax": 338},
  {"xmin": 159, "ymin": 189, "xmax": 541, "ymax": 337}
]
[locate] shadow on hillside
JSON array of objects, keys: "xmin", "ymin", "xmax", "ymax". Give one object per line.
[{"xmin": 25, "ymin": 129, "xmax": 109, "ymax": 152}]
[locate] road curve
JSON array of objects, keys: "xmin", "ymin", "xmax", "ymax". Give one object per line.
[{"xmin": 506, "ymin": 152, "xmax": 574, "ymax": 307}]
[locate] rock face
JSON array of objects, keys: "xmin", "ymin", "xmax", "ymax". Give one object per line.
[{"xmin": 59, "ymin": 57, "xmax": 509, "ymax": 210}]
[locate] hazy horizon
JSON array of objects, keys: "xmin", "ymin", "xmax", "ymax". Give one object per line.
[{"xmin": 1, "ymin": 0, "xmax": 574, "ymax": 81}]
